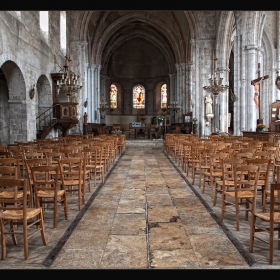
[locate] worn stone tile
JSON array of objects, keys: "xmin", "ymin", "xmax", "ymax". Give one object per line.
[
  {"xmin": 146, "ymin": 193, "xmax": 173, "ymax": 206},
  {"xmin": 168, "ymin": 187, "xmax": 193, "ymax": 198},
  {"xmin": 173, "ymin": 197, "xmax": 208, "ymax": 214},
  {"xmin": 120, "ymin": 188, "xmax": 146, "ymax": 200},
  {"xmin": 51, "ymin": 249, "xmax": 104, "ymax": 268},
  {"xmin": 149, "ymin": 222, "xmax": 191, "ymax": 250},
  {"xmin": 180, "ymin": 213, "xmax": 222, "ymax": 235},
  {"xmin": 110, "ymin": 213, "xmax": 146, "ymax": 235},
  {"xmin": 146, "ymin": 184, "xmax": 169, "ymax": 194},
  {"xmin": 150, "ymin": 249, "xmax": 200, "ymax": 268},
  {"xmin": 99, "ymin": 235, "xmax": 148, "ymax": 268},
  {"xmin": 82, "ymin": 206, "xmax": 116, "ymax": 221},
  {"xmin": 189, "ymin": 234, "xmax": 247, "ymax": 267},
  {"xmin": 116, "ymin": 200, "xmax": 146, "ymax": 214},
  {"xmin": 148, "ymin": 205, "xmax": 180, "ymax": 223}
]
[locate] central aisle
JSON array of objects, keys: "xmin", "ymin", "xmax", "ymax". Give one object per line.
[{"xmin": 49, "ymin": 140, "xmax": 249, "ymax": 269}]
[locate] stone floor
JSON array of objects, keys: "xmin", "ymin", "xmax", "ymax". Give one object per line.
[{"xmin": 0, "ymin": 139, "xmax": 280, "ymax": 269}]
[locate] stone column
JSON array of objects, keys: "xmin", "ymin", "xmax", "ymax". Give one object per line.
[
  {"xmin": 217, "ymin": 66, "xmax": 230, "ymax": 133},
  {"xmin": 245, "ymin": 44, "xmax": 259, "ymax": 131},
  {"xmin": 187, "ymin": 62, "xmax": 194, "ymax": 113}
]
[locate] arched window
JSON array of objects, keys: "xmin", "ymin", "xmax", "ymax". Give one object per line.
[
  {"xmin": 133, "ymin": 84, "xmax": 145, "ymax": 109},
  {"xmin": 161, "ymin": 83, "xmax": 167, "ymax": 108},
  {"xmin": 60, "ymin": 11, "xmax": 66, "ymax": 54},
  {"xmin": 39, "ymin": 11, "xmax": 49, "ymax": 39},
  {"xmin": 110, "ymin": 84, "xmax": 117, "ymax": 108}
]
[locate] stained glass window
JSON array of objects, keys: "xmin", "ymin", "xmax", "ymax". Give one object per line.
[
  {"xmin": 110, "ymin": 84, "xmax": 117, "ymax": 108},
  {"xmin": 161, "ymin": 83, "xmax": 167, "ymax": 108},
  {"xmin": 133, "ymin": 84, "xmax": 145, "ymax": 109}
]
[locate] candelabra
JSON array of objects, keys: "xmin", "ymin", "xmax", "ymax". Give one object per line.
[
  {"xmin": 97, "ymin": 100, "xmax": 109, "ymax": 119},
  {"xmin": 56, "ymin": 54, "xmax": 83, "ymax": 101},
  {"xmin": 168, "ymin": 100, "xmax": 180, "ymax": 112},
  {"xmin": 203, "ymin": 58, "xmax": 229, "ymax": 132}
]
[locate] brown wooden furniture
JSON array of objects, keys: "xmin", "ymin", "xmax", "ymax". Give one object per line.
[
  {"xmin": 0, "ymin": 178, "xmax": 47, "ymax": 260},
  {"xmin": 30, "ymin": 165, "xmax": 68, "ymax": 228},
  {"xmin": 220, "ymin": 164, "xmax": 260, "ymax": 231},
  {"xmin": 58, "ymin": 157, "xmax": 85, "ymax": 211},
  {"xmin": 249, "ymin": 183, "xmax": 280, "ymax": 265},
  {"xmin": 242, "ymin": 131, "xmax": 280, "ymax": 142}
]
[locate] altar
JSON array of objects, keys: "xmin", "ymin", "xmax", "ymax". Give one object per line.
[{"xmin": 242, "ymin": 131, "xmax": 280, "ymax": 142}]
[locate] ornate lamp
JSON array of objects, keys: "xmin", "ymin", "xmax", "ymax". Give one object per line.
[
  {"xmin": 56, "ymin": 54, "xmax": 83, "ymax": 101},
  {"xmin": 203, "ymin": 58, "xmax": 229, "ymax": 132}
]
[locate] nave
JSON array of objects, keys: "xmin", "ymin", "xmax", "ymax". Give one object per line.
[{"xmin": 0, "ymin": 140, "xmax": 278, "ymax": 269}]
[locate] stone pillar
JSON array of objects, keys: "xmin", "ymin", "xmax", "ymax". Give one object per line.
[
  {"xmin": 245, "ymin": 44, "xmax": 259, "ymax": 131},
  {"xmin": 187, "ymin": 62, "xmax": 194, "ymax": 113},
  {"xmin": 217, "ymin": 66, "xmax": 230, "ymax": 133}
]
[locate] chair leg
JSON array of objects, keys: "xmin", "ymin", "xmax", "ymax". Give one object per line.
[
  {"xmin": 53, "ymin": 199, "xmax": 57, "ymax": 228},
  {"xmin": 249, "ymin": 214, "xmax": 256, "ymax": 252},
  {"xmin": 23, "ymin": 219, "xmax": 28, "ymax": 260},
  {"xmin": 269, "ymin": 227, "xmax": 274, "ymax": 264},
  {"xmin": 1, "ymin": 219, "xmax": 7, "ymax": 260},
  {"xmin": 39, "ymin": 211, "xmax": 47, "ymax": 245}
]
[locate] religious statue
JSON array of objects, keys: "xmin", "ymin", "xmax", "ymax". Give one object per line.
[
  {"xmin": 83, "ymin": 112, "xmax": 88, "ymax": 124},
  {"xmin": 205, "ymin": 94, "xmax": 213, "ymax": 115},
  {"xmin": 252, "ymin": 76, "xmax": 264, "ymax": 109}
]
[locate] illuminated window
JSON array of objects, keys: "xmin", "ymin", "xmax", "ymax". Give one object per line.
[
  {"xmin": 40, "ymin": 11, "xmax": 49, "ymax": 39},
  {"xmin": 161, "ymin": 83, "xmax": 167, "ymax": 108},
  {"xmin": 133, "ymin": 84, "xmax": 145, "ymax": 109},
  {"xmin": 60, "ymin": 11, "xmax": 66, "ymax": 54},
  {"xmin": 110, "ymin": 84, "xmax": 117, "ymax": 108}
]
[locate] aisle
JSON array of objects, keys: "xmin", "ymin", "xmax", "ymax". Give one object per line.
[{"xmin": 49, "ymin": 141, "xmax": 249, "ymax": 269}]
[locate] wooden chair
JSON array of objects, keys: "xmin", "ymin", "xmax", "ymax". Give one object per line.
[
  {"xmin": 0, "ymin": 178, "xmax": 47, "ymax": 260},
  {"xmin": 220, "ymin": 164, "xmax": 260, "ymax": 231},
  {"xmin": 213, "ymin": 158, "xmax": 244, "ymax": 207},
  {"xmin": 83, "ymin": 146, "xmax": 105, "ymax": 188},
  {"xmin": 30, "ymin": 165, "xmax": 68, "ymax": 228},
  {"xmin": 202, "ymin": 152, "xmax": 229, "ymax": 195},
  {"xmin": 249, "ymin": 183, "xmax": 280, "ymax": 264},
  {"xmin": 58, "ymin": 157, "xmax": 85, "ymax": 211},
  {"xmin": 246, "ymin": 158, "xmax": 271, "ymax": 208}
]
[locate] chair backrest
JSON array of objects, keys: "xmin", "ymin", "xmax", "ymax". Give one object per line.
[
  {"xmin": 233, "ymin": 165, "xmax": 260, "ymax": 198},
  {"xmin": 269, "ymin": 183, "xmax": 280, "ymax": 221},
  {"xmin": 221, "ymin": 158, "xmax": 244, "ymax": 182},
  {"xmin": 0, "ymin": 158, "xmax": 20, "ymax": 178},
  {"xmin": 30, "ymin": 165, "xmax": 60, "ymax": 204},
  {"xmin": 24, "ymin": 158, "xmax": 49, "ymax": 187},
  {"xmin": 0, "ymin": 178, "xmax": 28, "ymax": 209}
]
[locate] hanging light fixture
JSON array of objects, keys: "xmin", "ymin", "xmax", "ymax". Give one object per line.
[
  {"xmin": 56, "ymin": 54, "xmax": 83, "ymax": 101},
  {"xmin": 203, "ymin": 58, "xmax": 229, "ymax": 132}
]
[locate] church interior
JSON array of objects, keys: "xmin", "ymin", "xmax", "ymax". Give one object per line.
[{"xmin": 1, "ymin": 10, "xmax": 280, "ymax": 269}]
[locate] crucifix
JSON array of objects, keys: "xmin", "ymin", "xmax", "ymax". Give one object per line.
[{"xmin": 250, "ymin": 62, "xmax": 269, "ymax": 119}]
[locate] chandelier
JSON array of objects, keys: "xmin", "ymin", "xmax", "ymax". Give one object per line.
[
  {"xmin": 167, "ymin": 100, "xmax": 180, "ymax": 112},
  {"xmin": 56, "ymin": 54, "xmax": 83, "ymax": 101},
  {"xmin": 98, "ymin": 100, "xmax": 110, "ymax": 112},
  {"xmin": 203, "ymin": 58, "xmax": 229, "ymax": 97},
  {"xmin": 203, "ymin": 58, "xmax": 229, "ymax": 132}
]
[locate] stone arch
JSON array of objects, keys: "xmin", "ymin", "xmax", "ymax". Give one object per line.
[
  {"xmin": 91, "ymin": 12, "xmax": 184, "ymax": 66},
  {"xmin": 0, "ymin": 60, "xmax": 27, "ymax": 144},
  {"xmin": 215, "ymin": 11, "xmax": 235, "ymax": 68},
  {"xmin": 36, "ymin": 75, "xmax": 52, "ymax": 118}
]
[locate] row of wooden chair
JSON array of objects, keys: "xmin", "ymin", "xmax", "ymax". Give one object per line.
[
  {"xmin": 0, "ymin": 133, "xmax": 127, "ymax": 260},
  {"xmin": 164, "ymin": 133, "xmax": 280, "ymax": 265}
]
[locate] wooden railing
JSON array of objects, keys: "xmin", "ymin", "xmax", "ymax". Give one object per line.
[{"xmin": 36, "ymin": 104, "xmax": 60, "ymax": 132}]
